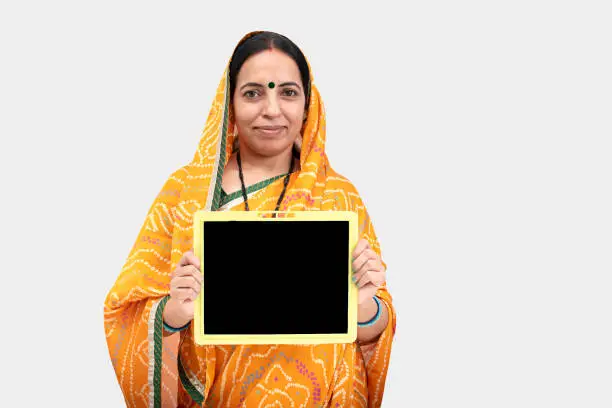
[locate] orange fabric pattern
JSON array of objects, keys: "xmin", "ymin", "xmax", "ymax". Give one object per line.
[{"xmin": 104, "ymin": 32, "xmax": 396, "ymax": 407}]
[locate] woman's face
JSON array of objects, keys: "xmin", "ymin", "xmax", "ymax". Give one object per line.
[{"xmin": 232, "ymin": 48, "xmax": 306, "ymax": 158}]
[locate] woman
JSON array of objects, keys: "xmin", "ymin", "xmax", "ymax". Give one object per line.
[{"xmin": 104, "ymin": 31, "xmax": 396, "ymax": 408}]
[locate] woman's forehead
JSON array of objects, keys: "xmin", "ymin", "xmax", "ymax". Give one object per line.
[{"xmin": 236, "ymin": 49, "xmax": 301, "ymax": 83}]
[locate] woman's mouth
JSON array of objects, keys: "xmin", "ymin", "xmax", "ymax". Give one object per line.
[{"xmin": 254, "ymin": 126, "xmax": 286, "ymax": 136}]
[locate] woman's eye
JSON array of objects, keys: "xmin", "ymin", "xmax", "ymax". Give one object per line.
[
  {"xmin": 244, "ymin": 90, "xmax": 260, "ymax": 98},
  {"xmin": 282, "ymin": 89, "xmax": 298, "ymax": 97}
]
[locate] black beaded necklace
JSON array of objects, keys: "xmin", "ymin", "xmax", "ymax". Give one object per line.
[{"xmin": 236, "ymin": 149, "xmax": 294, "ymax": 213}]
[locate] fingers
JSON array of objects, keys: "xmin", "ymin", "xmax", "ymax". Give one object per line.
[
  {"xmin": 170, "ymin": 262, "xmax": 203, "ymax": 303},
  {"xmin": 352, "ymin": 248, "xmax": 378, "ymax": 274},
  {"xmin": 352, "ymin": 239, "xmax": 370, "ymax": 261},
  {"xmin": 354, "ymin": 268, "xmax": 385, "ymax": 289},
  {"xmin": 170, "ymin": 277, "xmax": 201, "ymax": 302},
  {"xmin": 171, "ymin": 287, "xmax": 199, "ymax": 301},
  {"xmin": 172, "ymin": 276, "xmax": 201, "ymax": 290},
  {"xmin": 179, "ymin": 250, "xmax": 201, "ymax": 269},
  {"xmin": 354, "ymin": 269, "xmax": 372, "ymax": 288},
  {"xmin": 171, "ymin": 265, "xmax": 202, "ymax": 285},
  {"xmin": 353, "ymin": 253, "xmax": 386, "ymax": 288}
]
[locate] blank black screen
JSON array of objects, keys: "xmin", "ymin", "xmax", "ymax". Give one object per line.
[{"xmin": 202, "ymin": 220, "xmax": 349, "ymax": 335}]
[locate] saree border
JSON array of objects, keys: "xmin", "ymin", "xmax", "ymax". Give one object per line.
[
  {"xmin": 209, "ymin": 71, "xmax": 231, "ymax": 212},
  {"xmin": 178, "ymin": 355, "xmax": 205, "ymax": 404},
  {"xmin": 150, "ymin": 72, "xmax": 232, "ymax": 406},
  {"xmin": 220, "ymin": 173, "xmax": 286, "ymax": 207},
  {"xmin": 149, "ymin": 295, "xmax": 169, "ymax": 408}
]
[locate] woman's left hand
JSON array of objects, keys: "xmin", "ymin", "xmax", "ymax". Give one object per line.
[{"xmin": 352, "ymin": 239, "xmax": 386, "ymax": 305}]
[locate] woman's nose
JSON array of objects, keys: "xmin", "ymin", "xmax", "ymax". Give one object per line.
[{"xmin": 262, "ymin": 94, "xmax": 281, "ymax": 117}]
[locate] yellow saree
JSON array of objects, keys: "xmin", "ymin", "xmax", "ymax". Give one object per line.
[{"xmin": 104, "ymin": 32, "xmax": 396, "ymax": 408}]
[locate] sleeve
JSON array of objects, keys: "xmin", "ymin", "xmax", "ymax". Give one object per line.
[
  {"xmin": 352, "ymin": 193, "xmax": 397, "ymax": 408},
  {"xmin": 103, "ymin": 167, "xmax": 186, "ymax": 408}
]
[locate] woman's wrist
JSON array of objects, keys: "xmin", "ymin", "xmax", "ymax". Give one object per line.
[
  {"xmin": 357, "ymin": 296, "xmax": 379, "ymax": 323},
  {"xmin": 163, "ymin": 320, "xmax": 190, "ymax": 333},
  {"xmin": 356, "ymin": 296, "xmax": 389, "ymax": 344},
  {"xmin": 162, "ymin": 297, "xmax": 191, "ymax": 329},
  {"xmin": 358, "ymin": 296, "xmax": 381, "ymax": 327}
]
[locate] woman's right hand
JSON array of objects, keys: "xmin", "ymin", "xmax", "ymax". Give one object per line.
[{"xmin": 162, "ymin": 250, "xmax": 202, "ymax": 329}]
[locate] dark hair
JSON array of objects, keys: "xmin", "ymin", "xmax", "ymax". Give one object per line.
[{"xmin": 229, "ymin": 31, "xmax": 311, "ymax": 108}]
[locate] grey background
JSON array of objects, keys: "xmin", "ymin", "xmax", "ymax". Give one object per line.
[{"xmin": 1, "ymin": 0, "xmax": 611, "ymax": 407}]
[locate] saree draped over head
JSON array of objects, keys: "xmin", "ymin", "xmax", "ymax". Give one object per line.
[{"xmin": 104, "ymin": 32, "xmax": 396, "ymax": 408}]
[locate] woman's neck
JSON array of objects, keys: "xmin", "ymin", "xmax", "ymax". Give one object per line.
[{"xmin": 237, "ymin": 144, "xmax": 295, "ymax": 177}]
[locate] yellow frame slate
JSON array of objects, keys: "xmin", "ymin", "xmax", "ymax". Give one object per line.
[{"xmin": 193, "ymin": 210, "xmax": 358, "ymax": 345}]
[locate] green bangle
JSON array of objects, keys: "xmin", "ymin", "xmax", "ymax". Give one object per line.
[
  {"xmin": 163, "ymin": 320, "xmax": 190, "ymax": 333},
  {"xmin": 358, "ymin": 296, "xmax": 381, "ymax": 327}
]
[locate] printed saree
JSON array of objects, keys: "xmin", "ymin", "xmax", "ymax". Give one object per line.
[{"xmin": 104, "ymin": 32, "xmax": 397, "ymax": 408}]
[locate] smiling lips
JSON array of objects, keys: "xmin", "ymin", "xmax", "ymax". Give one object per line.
[{"xmin": 254, "ymin": 125, "xmax": 286, "ymax": 135}]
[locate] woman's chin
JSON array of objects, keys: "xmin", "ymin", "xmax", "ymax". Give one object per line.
[{"xmin": 249, "ymin": 137, "xmax": 294, "ymax": 157}]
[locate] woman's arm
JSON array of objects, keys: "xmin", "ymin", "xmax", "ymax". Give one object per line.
[{"xmin": 356, "ymin": 296, "xmax": 390, "ymax": 344}]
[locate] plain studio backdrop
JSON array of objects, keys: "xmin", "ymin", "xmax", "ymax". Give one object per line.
[{"xmin": 1, "ymin": 1, "xmax": 610, "ymax": 407}]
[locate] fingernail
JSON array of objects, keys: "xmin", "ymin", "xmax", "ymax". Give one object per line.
[{"xmin": 351, "ymin": 276, "xmax": 357, "ymax": 283}]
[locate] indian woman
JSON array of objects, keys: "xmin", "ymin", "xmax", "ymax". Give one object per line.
[{"xmin": 104, "ymin": 30, "xmax": 397, "ymax": 407}]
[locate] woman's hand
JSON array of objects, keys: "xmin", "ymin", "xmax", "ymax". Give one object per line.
[
  {"xmin": 162, "ymin": 250, "xmax": 202, "ymax": 329},
  {"xmin": 352, "ymin": 239, "xmax": 386, "ymax": 305},
  {"xmin": 352, "ymin": 239, "xmax": 389, "ymax": 343}
]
